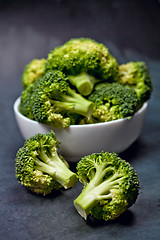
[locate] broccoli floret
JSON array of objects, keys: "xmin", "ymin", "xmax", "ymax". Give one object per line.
[
  {"xmin": 74, "ymin": 151, "xmax": 139, "ymax": 221},
  {"xmin": 86, "ymin": 82, "xmax": 139, "ymax": 123},
  {"xmin": 117, "ymin": 61, "xmax": 152, "ymax": 104},
  {"xmin": 22, "ymin": 58, "xmax": 46, "ymax": 89},
  {"xmin": 30, "ymin": 70, "xmax": 93, "ymax": 128},
  {"xmin": 19, "ymin": 84, "xmax": 35, "ymax": 120},
  {"xmin": 46, "ymin": 38, "xmax": 118, "ymax": 95},
  {"xmin": 15, "ymin": 131, "xmax": 78, "ymax": 195}
]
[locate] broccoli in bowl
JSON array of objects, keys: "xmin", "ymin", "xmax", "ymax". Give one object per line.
[
  {"xmin": 45, "ymin": 38, "xmax": 119, "ymax": 96},
  {"xmin": 19, "ymin": 38, "xmax": 152, "ymax": 128}
]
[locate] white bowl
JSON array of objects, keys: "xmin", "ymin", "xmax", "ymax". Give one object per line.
[{"xmin": 13, "ymin": 97, "xmax": 148, "ymax": 162}]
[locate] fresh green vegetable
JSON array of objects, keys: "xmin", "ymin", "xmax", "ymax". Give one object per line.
[
  {"xmin": 19, "ymin": 39, "xmax": 152, "ymax": 127},
  {"xmin": 46, "ymin": 38, "xmax": 118, "ymax": 96},
  {"xmin": 22, "ymin": 58, "xmax": 46, "ymax": 89},
  {"xmin": 15, "ymin": 131, "xmax": 77, "ymax": 195},
  {"xmin": 82, "ymin": 82, "xmax": 139, "ymax": 124},
  {"xmin": 117, "ymin": 61, "xmax": 152, "ymax": 104},
  {"xmin": 19, "ymin": 83, "xmax": 35, "ymax": 120},
  {"xmin": 74, "ymin": 151, "xmax": 139, "ymax": 221},
  {"xmin": 68, "ymin": 72, "xmax": 98, "ymax": 96},
  {"xmin": 30, "ymin": 70, "xmax": 93, "ymax": 128},
  {"xmin": 19, "ymin": 70, "xmax": 93, "ymax": 128}
]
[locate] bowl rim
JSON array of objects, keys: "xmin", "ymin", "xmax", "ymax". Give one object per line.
[{"xmin": 13, "ymin": 96, "xmax": 148, "ymax": 129}]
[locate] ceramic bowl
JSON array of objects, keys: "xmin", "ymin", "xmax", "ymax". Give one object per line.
[{"xmin": 13, "ymin": 97, "xmax": 148, "ymax": 161}]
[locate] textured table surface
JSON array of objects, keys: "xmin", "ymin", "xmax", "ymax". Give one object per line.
[{"xmin": 0, "ymin": 1, "xmax": 160, "ymax": 239}]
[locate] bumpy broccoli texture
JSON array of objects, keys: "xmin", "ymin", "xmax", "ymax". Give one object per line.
[
  {"xmin": 19, "ymin": 38, "xmax": 152, "ymax": 127},
  {"xmin": 22, "ymin": 58, "xmax": 46, "ymax": 89},
  {"xmin": 81, "ymin": 82, "xmax": 139, "ymax": 124},
  {"xmin": 15, "ymin": 131, "xmax": 77, "ymax": 195},
  {"xmin": 19, "ymin": 83, "xmax": 35, "ymax": 120},
  {"xmin": 19, "ymin": 70, "xmax": 93, "ymax": 128},
  {"xmin": 45, "ymin": 38, "xmax": 119, "ymax": 96},
  {"xmin": 74, "ymin": 151, "xmax": 139, "ymax": 221},
  {"xmin": 117, "ymin": 61, "xmax": 152, "ymax": 104}
]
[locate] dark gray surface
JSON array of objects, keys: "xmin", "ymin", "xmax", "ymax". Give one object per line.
[{"xmin": 0, "ymin": 0, "xmax": 160, "ymax": 239}]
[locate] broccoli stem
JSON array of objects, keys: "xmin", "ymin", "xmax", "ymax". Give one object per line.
[
  {"xmin": 34, "ymin": 150, "xmax": 77, "ymax": 189},
  {"xmin": 68, "ymin": 73, "xmax": 98, "ymax": 96},
  {"xmin": 51, "ymin": 88, "xmax": 93, "ymax": 119},
  {"xmin": 74, "ymin": 168, "xmax": 124, "ymax": 220},
  {"xmin": 50, "ymin": 100, "xmax": 76, "ymax": 112}
]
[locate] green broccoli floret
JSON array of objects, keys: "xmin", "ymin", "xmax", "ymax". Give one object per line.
[
  {"xmin": 22, "ymin": 58, "xmax": 46, "ymax": 89},
  {"xmin": 74, "ymin": 151, "xmax": 139, "ymax": 221},
  {"xmin": 30, "ymin": 70, "xmax": 93, "ymax": 128},
  {"xmin": 46, "ymin": 38, "xmax": 118, "ymax": 96},
  {"xmin": 86, "ymin": 82, "xmax": 139, "ymax": 123},
  {"xmin": 15, "ymin": 131, "xmax": 78, "ymax": 195},
  {"xmin": 19, "ymin": 84, "xmax": 35, "ymax": 120},
  {"xmin": 117, "ymin": 61, "xmax": 152, "ymax": 104}
]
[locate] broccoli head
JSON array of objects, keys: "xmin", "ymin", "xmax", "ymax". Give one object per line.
[
  {"xmin": 74, "ymin": 151, "xmax": 140, "ymax": 221},
  {"xmin": 22, "ymin": 58, "xmax": 46, "ymax": 89},
  {"xmin": 46, "ymin": 38, "xmax": 118, "ymax": 95},
  {"xmin": 86, "ymin": 82, "xmax": 139, "ymax": 123},
  {"xmin": 117, "ymin": 61, "xmax": 152, "ymax": 104},
  {"xmin": 15, "ymin": 131, "xmax": 78, "ymax": 195},
  {"xmin": 30, "ymin": 70, "xmax": 93, "ymax": 128}
]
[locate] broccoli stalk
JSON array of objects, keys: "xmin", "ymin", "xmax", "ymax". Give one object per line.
[
  {"xmin": 50, "ymin": 87, "xmax": 93, "ymax": 118},
  {"xmin": 68, "ymin": 72, "xmax": 99, "ymax": 96},
  {"xmin": 74, "ymin": 152, "xmax": 139, "ymax": 221},
  {"xmin": 74, "ymin": 165, "xmax": 125, "ymax": 220},
  {"xmin": 33, "ymin": 149, "xmax": 77, "ymax": 189}
]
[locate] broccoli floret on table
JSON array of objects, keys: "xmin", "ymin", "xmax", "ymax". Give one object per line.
[
  {"xmin": 117, "ymin": 61, "xmax": 152, "ymax": 104},
  {"xmin": 74, "ymin": 151, "xmax": 140, "ymax": 221},
  {"xmin": 15, "ymin": 131, "xmax": 77, "ymax": 195},
  {"xmin": 46, "ymin": 38, "xmax": 118, "ymax": 96},
  {"xmin": 22, "ymin": 58, "xmax": 46, "ymax": 89}
]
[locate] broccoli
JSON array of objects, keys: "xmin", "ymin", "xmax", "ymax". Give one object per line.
[
  {"xmin": 74, "ymin": 151, "xmax": 140, "ymax": 221},
  {"xmin": 84, "ymin": 82, "xmax": 139, "ymax": 123},
  {"xmin": 22, "ymin": 58, "xmax": 46, "ymax": 89},
  {"xmin": 68, "ymin": 72, "xmax": 99, "ymax": 96},
  {"xmin": 19, "ymin": 83, "xmax": 35, "ymax": 120},
  {"xmin": 19, "ymin": 79, "xmax": 71, "ymax": 128},
  {"xmin": 46, "ymin": 38, "xmax": 118, "ymax": 96},
  {"xmin": 15, "ymin": 131, "xmax": 78, "ymax": 195},
  {"xmin": 117, "ymin": 61, "xmax": 152, "ymax": 104},
  {"xmin": 29, "ymin": 70, "xmax": 93, "ymax": 128}
]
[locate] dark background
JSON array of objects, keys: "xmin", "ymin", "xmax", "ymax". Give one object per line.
[{"xmin": 0, "ymin": 0, "xmax": 160, "ymax": 239}]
